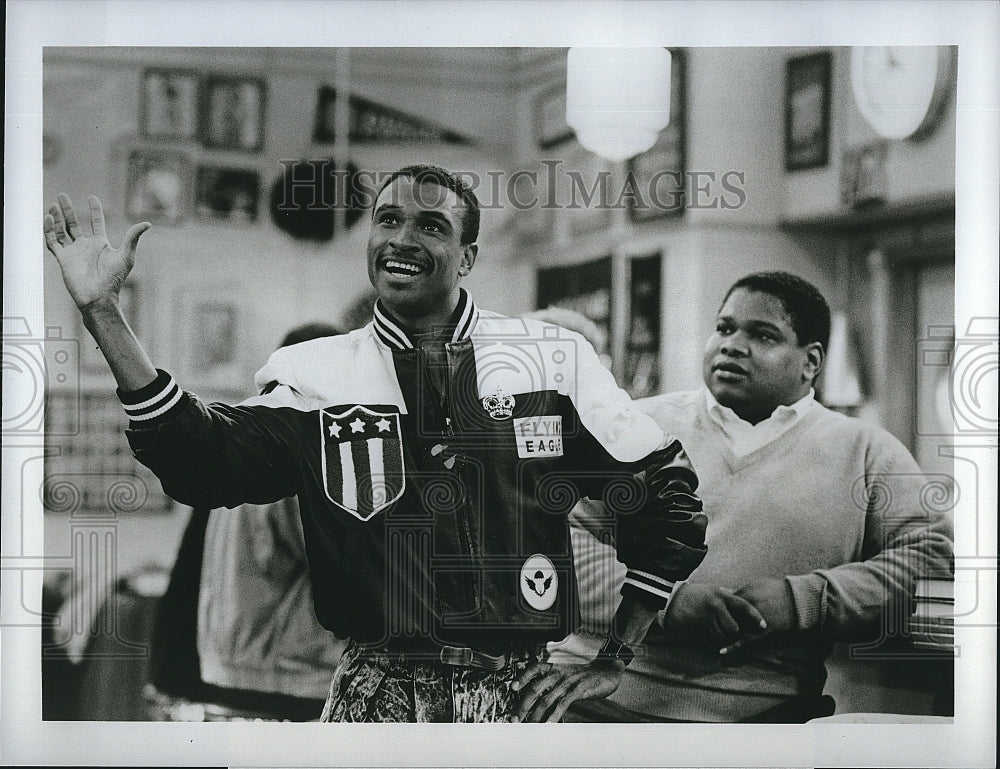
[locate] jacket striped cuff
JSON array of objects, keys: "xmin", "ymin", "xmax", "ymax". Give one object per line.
[
  {"xmin": 117, "ymin": 369, "xmax": 184, "ymax": 426},
  {"xmin": 622, "ymin": 568, "xmax": 678, "ymax": 608}
]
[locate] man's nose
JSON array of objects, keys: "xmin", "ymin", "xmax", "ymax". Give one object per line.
[
  {"xmin": 388, "ymin": 222, "xmax": 420, "ymax": 251},
  {"xmin": 719, "ymin": 332, "xmax": 749, "ymax": 356}
]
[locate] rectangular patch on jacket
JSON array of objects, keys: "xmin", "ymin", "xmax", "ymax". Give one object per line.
[
  {"xmin": 320, "ymin": 405, "xmax": 405, "ymax": 520},
  {"xmin": 513, "ymin": 415, "xmax": 563, "ymax": 459}
]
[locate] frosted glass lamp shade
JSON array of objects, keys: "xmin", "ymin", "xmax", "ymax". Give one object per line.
[{"xmin": 566, "ymin": 47, "xmax": 672, "ymax": 162}]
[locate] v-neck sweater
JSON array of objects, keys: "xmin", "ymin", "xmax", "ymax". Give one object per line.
[{"xmin": 557, "ymin": 389, "xmax": 954, "ymax": 721}]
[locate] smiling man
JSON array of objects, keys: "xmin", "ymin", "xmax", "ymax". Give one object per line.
[
  {"xmin": 43, "ymin": 164, "xmax": 709, "ymax": 723},
  {"xmin": 556, "ymin": 271, "xmax": 953, "ymax": 722},
  {"xmin": 367, "ymin": 168, "xmax": 478, "ymax": 333}
]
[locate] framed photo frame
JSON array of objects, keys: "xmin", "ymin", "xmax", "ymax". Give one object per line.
[
  {"xmin": 535, "ymin": 83, "xmax": 574, "ymax": 149},
  {"xmin": 840, "ymin": 140, "xmax": 889, "ymax": 207},
  {"xmin": 784, "ymin": 51, "xmax": 832, "ymax": 171},
  {"xmin": 175, "ymin": 288, "xmax": 246, "ymax": 391},
  {"xmin": 140, "ymin": 68, "xmax": 199, "ymax": 140},
  {"xmin": 200, "ymin": 75, "xmax": 266, "ymax": 151},
  {"xmin": 195, "ymin": 165, "xmax": 260, "ymax": 223},
  {"xmin": 125, "ymin": 148, "xmax": 191, "ymax": 224},
  {"xmin": 626, "ymin": 48, "xmax": 686, "ymax": 222}
]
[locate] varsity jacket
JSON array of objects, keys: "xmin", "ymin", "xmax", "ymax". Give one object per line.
[{"xmin": 120, "ymin": 290, "xmax": 707, "ymax": 653}]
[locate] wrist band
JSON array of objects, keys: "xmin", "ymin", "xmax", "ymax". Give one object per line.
[{"xmin": 596, "ymin": 637, "xmax": 635, "ymax": 667}]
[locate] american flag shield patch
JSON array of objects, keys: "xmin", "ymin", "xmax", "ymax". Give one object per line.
[{"xmin": 320, "ymin": 405, "xmax": 405, "ymax": 520}]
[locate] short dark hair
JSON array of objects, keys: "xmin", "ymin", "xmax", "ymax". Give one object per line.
[
  {"xmin": 722, "ymin": 271, "xmax": 831, "ymax": 350},
  {"xmin": 280, "ymin": 322, "xmax": 343, "ymax": 348},
  {"xmin": 374, "ymin": 164, "xmax": 481, "ymax": 245}
]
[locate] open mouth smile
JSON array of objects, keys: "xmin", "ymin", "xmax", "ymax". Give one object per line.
[{"xmin": 382, "ymin": 258, "xmax": 428, "ymax": 277}]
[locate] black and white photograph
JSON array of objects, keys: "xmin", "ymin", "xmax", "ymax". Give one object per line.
[
  {"xmin": 784, "ymin": 51, "xmax": 832, "ymax": 171},
  {"xmin": 4, "ymin": 2, "xmax": 998, "ymax": 768},
  {"xmin": 200, "ymin": 74, "xmax": 266, "ymax": 151},
  {"xmin": 194, "ymin": 165, "xmax": 260, "ymax": 222},
  {"xmin": 141, "ymin": 68, "xmax": 200, "ymax": 141},
  {"xmin": 125, "ymin": 147, "xmax": 191, "ymax": 224}
]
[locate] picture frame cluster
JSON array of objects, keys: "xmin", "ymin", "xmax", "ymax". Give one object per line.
[{"xmin": 129, "ymin": 68, "xmax": 265, "ymax": 225}]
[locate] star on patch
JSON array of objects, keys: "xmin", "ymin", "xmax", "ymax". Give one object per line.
[
  {"xmin": 328, "ymin": 422, "xmax": 341, "ymax": 438},
  {"xmin": 350, "ymin": 417, "xmax": 366, "ymax": 433},
  {"xmin": 376, "ymin": 417, "xmax": 391, "ymax": 432}
]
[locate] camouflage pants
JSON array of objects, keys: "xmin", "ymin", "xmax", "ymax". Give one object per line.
[{"xmin": 320, "ymin": 642, "xmax": 535, "ymax": 723}]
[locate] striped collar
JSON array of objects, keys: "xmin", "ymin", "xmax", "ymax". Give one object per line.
[{"xmin": 372, "ymin": 288, "xmax": 480, "ymax": 350}]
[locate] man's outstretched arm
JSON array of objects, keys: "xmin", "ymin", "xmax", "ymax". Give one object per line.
[
  {"xmin": 44, "ymin": 193, "xmax": 300, "ymax": 509},
  {"xmin": 44, "ymin": 193, "xmax": 156, "ymax": 391}
]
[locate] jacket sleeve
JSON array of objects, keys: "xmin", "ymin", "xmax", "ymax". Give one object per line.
[
  {"xmin": 562, "ymin": 336, "xmax": 708, "ymax": 611},
  {"xmin": 119, "ymin": 369, "xmax": 305, "ymax": 509},
  {"xmin": 785, "ymin": 431, "xmax": 955, "ymax": 640}
]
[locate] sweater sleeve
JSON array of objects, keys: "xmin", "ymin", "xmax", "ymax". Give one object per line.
[{"xmin": 785, "ymin": 430, "xmax": 954, "ymax": 639}]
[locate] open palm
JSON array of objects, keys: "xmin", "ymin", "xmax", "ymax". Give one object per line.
[{"xmin": 43, "ymin": 194, "xmax": 149, "ymax": 310}]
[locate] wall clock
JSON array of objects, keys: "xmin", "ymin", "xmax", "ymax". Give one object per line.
[{"xmin": 849, "ymin": 46, "xmax": 955, "ymax": 140}]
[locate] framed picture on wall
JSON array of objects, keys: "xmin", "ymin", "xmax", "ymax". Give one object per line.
[
  {"xmin": 200, "ymin": 75, "xmax": 266, "ymax": 151},
  {"xmin": 125, "ymin": 148, "xmax": 191, "ymax": 224},
  {"xmin": 175, "ymin": 288, "xmax": 246, "ymax": 391},
  {"xmin": 140, "ymin": 68, "xmax": 199, "ymax": 140},
  {"xmin": 784, "ymin": 51, "xmax": 832, "ymax": 171},
  {"xmin": 626, "ymin": 48, "xmax": 686, "ymax": 222},
  {"xmin": 195, "ymin": 165, "xmax": 260, "ymax": 222},
  {"xmin": 535, "ymin": 83, "xmax": 574, "ymax": 149},
  {"xmin": 840, "ymin": 140, "xmax": 889, "ymax": 207}
]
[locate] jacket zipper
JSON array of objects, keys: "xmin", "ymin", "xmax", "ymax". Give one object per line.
[
  {"xmin": 443, "ymin": 344, "xmax": 455, "ymax": 438},
  {"xmin": 445, "ymin": 343, "xmax": 480, "ymax": 571}
]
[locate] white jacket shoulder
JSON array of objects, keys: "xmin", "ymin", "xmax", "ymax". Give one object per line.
[{"xmin": 253, "ymin": 327, "xmax": 370, "ymax": 394}]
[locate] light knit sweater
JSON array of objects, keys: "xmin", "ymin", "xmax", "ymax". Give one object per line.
[{"xmin": 551, "ymin": 389, "xmax": 954, "ymax": 721}]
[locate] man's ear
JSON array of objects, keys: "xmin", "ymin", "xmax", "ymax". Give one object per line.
[
  {"xmin": 803, "ymin": 342, "xmax": 824, "ymax": 383},
  {"xmin": 459, "ymin": 243, "xmax": 478, "ymax": 276}
]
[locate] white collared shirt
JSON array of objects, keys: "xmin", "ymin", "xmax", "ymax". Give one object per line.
[{"xmin": 705, "ymin": 388, "xmax": 816, "ymax": 457}]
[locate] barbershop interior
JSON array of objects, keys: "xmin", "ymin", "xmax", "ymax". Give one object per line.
[{"xmin": 38, "ymin": 46, "xmax": 960, "ymax": 722}]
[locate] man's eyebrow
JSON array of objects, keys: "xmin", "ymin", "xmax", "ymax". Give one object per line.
[
  {"xmin": 716, "ymin": 315, "xmax": 786, "ymax": 332},
  {"xmin": 416, "ymin": 210, "xmax": 453, "ymax": 225},
  {"xmin": 744, "ymin": 319, "xmax": 787, "ymax": 334}
]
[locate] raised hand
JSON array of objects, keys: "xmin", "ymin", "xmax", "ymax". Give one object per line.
[
  {"xmin": 43, "ymin": 194, "xmax": 149, "ymax": 310},
  {"xmin": 662, "ymin": 582, "xmax": 768, "ymax": 652},
  {"xmin": 42, "ymin": 193, "xmax": 158, "ymax": 391}
]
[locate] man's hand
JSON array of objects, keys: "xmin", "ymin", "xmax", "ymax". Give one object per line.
[
  {"xmin": 511, "ymin": 659, "xmax": 623, "ymax": 723},
  {"xmin": 43, "ymin": 193, "xmax": 158, "ymax": 391},
  {"xmin": 43, "ymin": 194, "xmax": 149, "ymax": 311},
  {"xmin": 663, "ymin": 582, "xmax": 768, "ymax": 651},
  {"xmin": 718, "ymin": 578, "xmax": 797, "ymax": 655}
]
